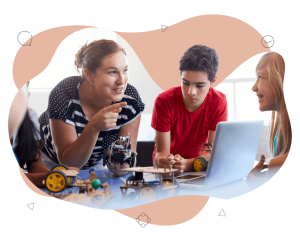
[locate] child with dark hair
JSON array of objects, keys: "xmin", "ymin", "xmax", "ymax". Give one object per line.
[
  {"xmin": 13, "ymin": 108, "xmax": 48, "ymax": 172},
  {"xmin": 151, "ymin": 45, "xmax": 228, "ymax": 175},
  {"xmin": 10, "ymin": 83, "xmax": 79, "ymax": 187}
]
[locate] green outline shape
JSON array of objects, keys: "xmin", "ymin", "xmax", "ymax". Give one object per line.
[
  {"xmin": 261, "ymin": 35, "xmax": 274, "ymax": 48},
  {"xmin": 17, "ymin": 31, "xmax": 32, "ymax": 46},
  {"xmin": 218, "ymin": 209, "xmax": 226, "ymax": 216},
  {"xmin": 161, "ymin": 25, "xmax": 168, "ymax": 32},
  {"xmin": 27, "ymin": 203, "xmax": 34, "ymax": 210},
  {"xmin": 136, "ymin": 212, "xmax": 151, "ymax": 228}
]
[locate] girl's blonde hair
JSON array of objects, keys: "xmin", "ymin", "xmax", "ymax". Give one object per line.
[{"xmin": 256, "ymin": 52, "xmax": 291, "ymax": 157}]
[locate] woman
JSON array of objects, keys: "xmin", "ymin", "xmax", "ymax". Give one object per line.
[
  {"xmin": 248, "ymin": 52, "xmax": 291, "ymax": 183},
  {"xmin": 151, "ymin": 44, "xmax": 228, "ymax": 175},
  {"xmin": 39, "ymin": 39, "xmax": 144, "ymax": 172}
]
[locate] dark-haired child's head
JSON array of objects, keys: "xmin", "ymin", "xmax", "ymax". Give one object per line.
[{"xmin": 179, "ymin": 45, "xmax": 219, "ymax": 82}]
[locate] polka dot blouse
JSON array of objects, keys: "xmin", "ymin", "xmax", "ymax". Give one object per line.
[{"xmin": 39, "ymin": 76, "xmax": 145, "ymax": 170}]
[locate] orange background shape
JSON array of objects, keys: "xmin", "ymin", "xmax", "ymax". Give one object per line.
[
  {"xmin": 13, "ymin": 26, "xmax": 93, "ymax": 89},
  {"xmin": 116, "ymin": 15, "xmax": 270, "ymax": 90},
  {"xmin": 12, "ymin": 15, "xmax": 270, "ymax": 225}
]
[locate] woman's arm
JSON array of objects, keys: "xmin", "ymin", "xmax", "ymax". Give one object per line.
[
  {"xmin": 50, "ymin": 102, "xmax": 126, "ymax": 168},
  {"xmin": 50, "ymin": 119, "xmax": 99, "ymax": 168}
]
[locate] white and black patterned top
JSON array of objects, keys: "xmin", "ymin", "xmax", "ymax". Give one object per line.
[{"xmin": 39, "ymin": 76, "xmax": 145, "ymax": 170}]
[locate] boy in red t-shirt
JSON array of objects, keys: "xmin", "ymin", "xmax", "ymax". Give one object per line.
[{"xmin": 151, "ymin": 44, "xmax": 228, "ymax": 175}]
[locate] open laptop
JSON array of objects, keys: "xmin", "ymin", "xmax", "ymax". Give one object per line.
[{"xmin": 176, "ymin": 120, "xmax": 264, "ymax": 190}]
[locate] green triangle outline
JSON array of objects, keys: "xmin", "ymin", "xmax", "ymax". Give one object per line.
[
  {"xmin": 218, "ymin": 209, "xmax": 226, "ymax": 216},
  {"xmin": 27, "ymin": 203, "xmax": 34, "ymax": 211}
]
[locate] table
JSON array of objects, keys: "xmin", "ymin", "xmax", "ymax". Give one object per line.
[{"xmin": 40, "ymin": 169, "xmax": 256, "ymax": 210}]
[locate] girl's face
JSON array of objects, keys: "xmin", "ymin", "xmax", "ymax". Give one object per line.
[
  {"xmin": 88, "ymin": 51, "xmax": 128, "ymax": 102},
  {"xmin": 181, "ymin": 71, "xmax": 216, "ymax": 112},
  {"xmin": 252, "ymin": 64, "xmax": 277, "ymax": 112}
]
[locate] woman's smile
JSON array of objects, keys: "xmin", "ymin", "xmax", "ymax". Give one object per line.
[{"xmin": 113, "ymin": 87, "xmax": 124, "ymax": 94}]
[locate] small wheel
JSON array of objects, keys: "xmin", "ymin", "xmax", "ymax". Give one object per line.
[
  {"xmin": 162, "ymin": 179, "xmax": 180, "ymax": 196},
  {"xmin": 51, "ymin": 164, "xmax": 69, "ymax": 171},
  {"xmin": 45, "ymin": 170, "xmax": 67, "ymax": 193},
  {"xmin": 128, "ymin": 192, "xmax": 137, "ymax": 200},
  {"xmin": 68, "ymin": 176, "xmax": 76, "ymax": 185},
  {"xmin": 139, "ymin": 186, "xmax": 157, "ymax": 204},
  {"xmin": 194, "ymin": 158, "xmax": 202, "ymax": 171}
]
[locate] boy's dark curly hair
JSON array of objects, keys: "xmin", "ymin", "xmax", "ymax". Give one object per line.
[{"xmin": 179, "ymin": 45, "xmax": 219, "ymax": 82}]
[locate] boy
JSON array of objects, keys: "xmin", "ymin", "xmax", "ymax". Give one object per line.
[{"xmin": 151, "ymin": 45, "xmax": 228, "ymax": 175}]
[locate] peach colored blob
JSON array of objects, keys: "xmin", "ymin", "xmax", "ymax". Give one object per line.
[
  {"xmin": 117, "ymin": 195, "xmax": 209, "ymax": 226},
  {"xmin": 13, "ymin": 26, "xmax": 93, "ymax": 89},
  {"xmin": 116, "ymin": 15, "xmax": 270, "ymax": 90}
]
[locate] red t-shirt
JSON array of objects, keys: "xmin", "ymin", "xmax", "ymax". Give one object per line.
[{"xmin": 151, "ymin": 86, "xmax": 227, "ymax": 161}]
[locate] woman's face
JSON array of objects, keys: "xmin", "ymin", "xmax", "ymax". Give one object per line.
[
  {"xmin": 252, "ymin": 64, "xmax": 277, "ymax": 112},
  {"xmin": 181, "ymin": 71, "xmax": 216, "ymax": 112},
  {"xmin": 89, "ymin": 51, "xmax": 128, "ymax": 102}
]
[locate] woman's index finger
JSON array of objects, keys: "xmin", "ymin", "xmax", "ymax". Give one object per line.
[{"xmin": 106, "ymin": 102, "xmax": 127, "ymax": 112}]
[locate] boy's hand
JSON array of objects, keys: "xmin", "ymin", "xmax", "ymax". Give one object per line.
[
  {"xmin": 159, "ymin": 154, "xmax": 176, "ymax": 177},
  {"xmin": 173, "ymin": 154, "xmax": 187, "ymax": 176},
  {"xmin": 158, "ymin": 154, "xmax": 176, "ymax": 168}
]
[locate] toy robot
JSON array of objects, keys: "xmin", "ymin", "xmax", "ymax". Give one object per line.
[{"xmin": 103, "ymin": 133, "xmax": 136, "ymax": 176}]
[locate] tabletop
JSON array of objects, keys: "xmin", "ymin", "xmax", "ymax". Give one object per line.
[{"xmin": 40, "ymin": 169, "xmax": 254, "ymax": 210}]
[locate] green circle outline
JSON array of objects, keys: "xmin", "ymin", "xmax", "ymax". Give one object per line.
[
  {"xmin": 17, "ymin": 31, "xmax": 32, "ymax": 46},
  {"xmin": 261, "ymin": 35, "xmax": 274, "ymax": 48}
]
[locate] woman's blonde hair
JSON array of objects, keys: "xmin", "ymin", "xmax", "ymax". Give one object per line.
[{"xmin": 256, "ymin": 52, "xmax": 291, "ymax": 157}]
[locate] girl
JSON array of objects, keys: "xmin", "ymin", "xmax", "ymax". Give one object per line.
[
  {"xmin": 248, "ymin": 52, "xmax": 291, "ymax": 182},
  {"xmin": 10, "ymin": 85, "xmax": 78, "ymax": 188}
]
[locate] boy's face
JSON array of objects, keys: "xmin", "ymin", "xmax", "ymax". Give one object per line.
[{"xmin": 181, "ymin": 71, "xmax": 216, "ymax": 112}]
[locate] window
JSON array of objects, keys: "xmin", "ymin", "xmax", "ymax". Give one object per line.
[{"xmin": 214, "ymin": 52, "xmax": 271, "ymax": 124}]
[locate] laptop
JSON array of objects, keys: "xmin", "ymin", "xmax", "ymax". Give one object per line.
[{"xmin": 176, "ymin": 120, "xmax": 264, "ymax": 190}]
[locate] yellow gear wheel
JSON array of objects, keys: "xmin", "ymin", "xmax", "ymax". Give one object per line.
[
  {"xmin": 194, "ymin": 158, "xmax": 203, "ymax": 171},
  {"xmin": 162, "ymin": 179, "xmax": 175, "ymax": 195},
  {"xmin": 139, "ymin": 186, "xmax": 157, "ymax": 203},
  {"xmin": 51, "ymin": 165, "xmax": 72, "ymax": 186},
  {"xmin": 52, "ymin": 164, "xmax": 69, "ymax": 171},
  {"xmin": 45, "ymin": 170, "xmax": 67, "ymax": 193}
]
